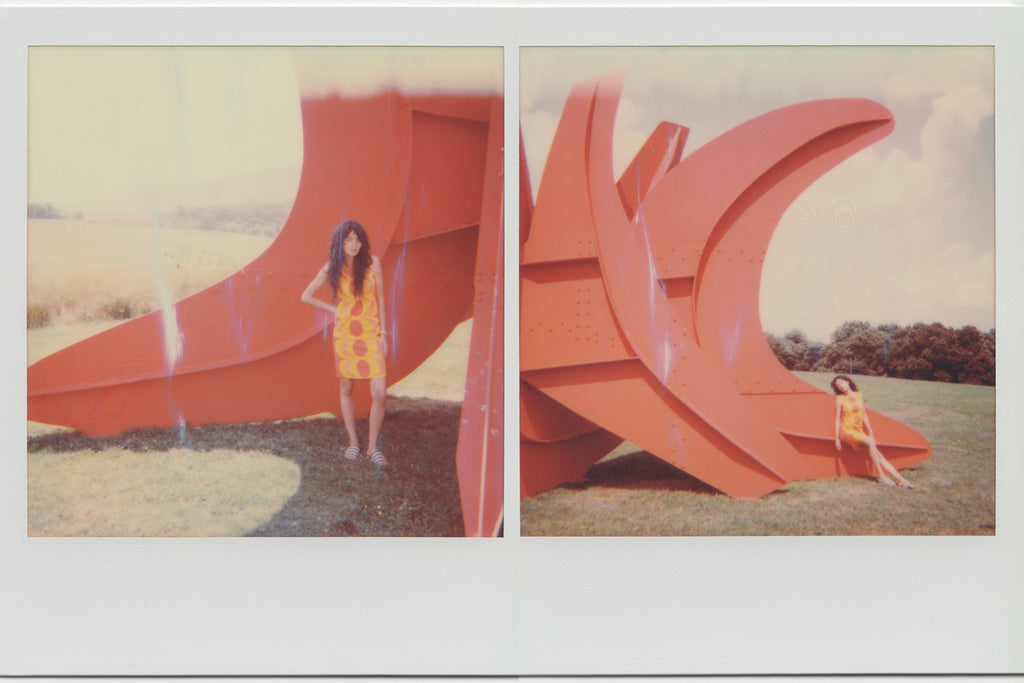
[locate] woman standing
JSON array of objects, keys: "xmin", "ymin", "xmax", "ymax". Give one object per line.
[
  {"xmin": 832, "ymin": 375, "xmax": 914, "ymax": 488},
  {"xmin": 302, "ymin": 220, "xmax": 389, "ymax": 468}
]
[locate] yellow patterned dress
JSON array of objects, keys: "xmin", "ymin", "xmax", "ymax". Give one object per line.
[
  {"xmin": 838, "ymin": 391, "xmax": 870, "ymax": 447},
  {"xmin": 333, "ymin": 266, "xmax": 386, "ymax": 379}
]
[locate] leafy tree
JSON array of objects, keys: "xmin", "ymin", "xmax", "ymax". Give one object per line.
[
  {"xmin": 887, "ymin": 322, "xmax": 957, "ymax": 382},
  {"xmin": 804, "ymin": 341, "xmax": 825, "ymax": 370},
  {"xmin": 831, "ymin": 320, "xmax": 873, "ymax": 345},
  {"xmin": 846, "ymin": 328, "xmax": 886, "ymax": 375},
  {"xmin": 765, "ymin": 333, "xmax": 789, "ymax": 368},
  {"xmin": 783, "ymin": 330, "xmax": 817, "ymax": 371},
  {"xmin": 952, "ymin": 325, "xmax": 995, "ymax": 385},
  {"xmin": 765, "ymin": 329, "xmax": 815, "ymax": 370},
  {"xmin": 784, "ymin": 329, "xmax": 807, "ymax": 346},
  {"xmin": 774, "ymin": 320, "xmax": 994, "ymax": 386},
  {"xmin": 814, "ymin": 322, "xmax": 884, "ymax": 375}
]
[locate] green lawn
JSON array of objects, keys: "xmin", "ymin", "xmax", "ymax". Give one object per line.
[
  {"xmin": 28, "ymin": 448, "xmax": 301, "ymax": 537},
  {"xmin": 521, "ymin": 373, "xmax": 995, "ymax": 536},
  {"xmin": 28, "ymin": 398, "xmax": 467, "ymax": 538}
]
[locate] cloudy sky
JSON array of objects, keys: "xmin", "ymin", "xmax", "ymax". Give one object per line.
[
  {"xmin": 28, "ymin": 46, "xmax": 502, "ymax": 215},
  {"xmin": 521, "ymin": 47, "xmax": 994, "ymax": 343}
]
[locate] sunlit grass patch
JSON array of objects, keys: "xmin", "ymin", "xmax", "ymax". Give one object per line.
[
  {"xmin": 27, "ymin": 397, "xmax": 467, "ymax": 537},
  {"xmin": 28, "ymin": 448, "xmax": 301, "ymax": 537},
  {"xmin": 388, "ymin": 319, "xmax": 471, "ymax": 402}
]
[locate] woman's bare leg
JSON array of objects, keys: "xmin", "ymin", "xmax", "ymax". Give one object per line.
[
  {"xmin": 863, "ymin": 436, "xmax": 912, "ymax": 486},
  {"xmin": 861, "ymin": 436, "xmax": 895, "ymax": 485},
  {"xmin": 873, "ymin": 446, "xmax": 913, "ymax": 486},
  {"xmin": 367, "ymin": 376, "xmax": 387, "ymax": 452},
  {"xmin": 339, "ymin": 378, "xmax": 360, "ymax": 449}
]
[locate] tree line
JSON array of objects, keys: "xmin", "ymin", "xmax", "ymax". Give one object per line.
[
  {"xmin": 28, "ymin": 203, "xmax": 65, "ymax": 219},
  {"xmin": 164, "ymin": 202, "xmax": 289, "ymax": 237},
  {"xmin": 766, "ymin": 320, "xmax": 995, "ymax": 386},
  {"xmin": 28, "ymin": 201, "xmax": 289, "ymax": 237}
]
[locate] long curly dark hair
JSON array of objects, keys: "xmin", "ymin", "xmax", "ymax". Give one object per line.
[
  {"xmin": 830, "ymin": 374, "xmax": 859, "ymax": 395},
  {"xmin": 327, "ymin": 220, "xmax": 372, "ymax": 299}
]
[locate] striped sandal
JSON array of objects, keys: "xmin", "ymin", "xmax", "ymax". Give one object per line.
[
  {"xmin": 343, "ymin": 446, "xmax": 361, "ymax": 461},
  {"xmin": 368, "ymin": 449, "xmax": 388, "ymax": 469}
]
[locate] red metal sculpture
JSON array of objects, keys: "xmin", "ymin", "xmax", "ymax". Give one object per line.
[
  {"xmin": 28, "ymin": 81, "xmax": 504, "ymax": 537},
  {"xmin": 520, "ymin": 72, "xmax": 931, "ymax": 499}
]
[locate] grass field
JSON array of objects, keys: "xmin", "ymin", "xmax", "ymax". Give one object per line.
[
  {"xmin": 27, "ymin": 218, "xmax": 474, "ymax": 536},
  {"xmin": 28, "ymin": 397, "xmax": 468, "ymax": 537},
  {"xmin": 520, "ymin": 373, "xmax": 995, "ymax": 536},
  {"xmin": 28, "ymin": 447, "xmax": 302, "ymax": 537}
]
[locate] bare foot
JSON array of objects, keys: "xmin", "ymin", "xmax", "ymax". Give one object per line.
[{"xmin": 878, "ymin": 477, "xmax": 896, "ymax": 487}]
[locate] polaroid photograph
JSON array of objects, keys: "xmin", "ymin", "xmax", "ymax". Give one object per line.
[
  {"xmin": 519, "ymin": 45, "xmax": 993, "ymax": 536},
  {"xmin": 25, "ymin": 45, "xmax": 503, "ymax": 540},
  {"xmin": 2, "ymin": 2, "xmax": 1022, "ymax": 677}
]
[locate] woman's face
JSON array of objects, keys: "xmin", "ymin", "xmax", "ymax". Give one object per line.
[
  {"xmin": 342, "ymin": 230, "xmax": 362, "ymax": 258},
  {"xmin": 834, "ymin": 378, "xmax": 850, "ymax": 393}
]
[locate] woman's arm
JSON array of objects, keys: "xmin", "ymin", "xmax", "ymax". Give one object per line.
[
  {"xmin": 859, "ymin": 393, "xmax": 875, "ymax": 437},
  {"xmin": 834, "ymin": 396, "xmax": 842, "ymax": 450},
  {"xmin": 300, "ymin": 263, "xmax": 336, "ymax": 314},
  {"xmin": 372, "ymin": 255, "xmax": 388, "ymax": 356}
]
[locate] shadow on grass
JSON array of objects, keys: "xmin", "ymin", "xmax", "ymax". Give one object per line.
[
  {"xmin": 563, "ymin": 451, "xmax": 721, "ymax": 495},
  {"xmin": 27, "ymin": 396, "xmax": 466, "ymax": 537},
  {"xmin": 561, "ymin": 451, "xmax": 800, "ymax": 501}
]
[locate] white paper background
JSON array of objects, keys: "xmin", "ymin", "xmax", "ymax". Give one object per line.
[{"xmin": 2, "ymin": 2, "xmax": 1022, "ymax": 676}]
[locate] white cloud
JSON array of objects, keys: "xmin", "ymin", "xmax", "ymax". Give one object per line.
[{"xmin": 920, "ymin": 84, "xmax": 993, "ymax": 172}]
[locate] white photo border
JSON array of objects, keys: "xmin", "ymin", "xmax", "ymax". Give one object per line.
[{"xmin": 2, "ymin": 2, "xmax": 1021, "ymax": 676}]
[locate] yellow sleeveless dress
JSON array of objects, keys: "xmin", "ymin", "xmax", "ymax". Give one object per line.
[
  {"xmin": 333, "ymin": 266, "xmax": 386, "ymax": 379},
  {"xmin": 838, "ymin": 391, "xmax": 870, "ymax": 447}
]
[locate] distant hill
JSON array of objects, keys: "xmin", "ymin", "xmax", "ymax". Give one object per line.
[
  {"xmin": 161, "ymin": 201, "xmax": 292, "ymax": 237},
  {"xmin": 41, "ymin": 164, "xmax": 301, "ymax": 233}
]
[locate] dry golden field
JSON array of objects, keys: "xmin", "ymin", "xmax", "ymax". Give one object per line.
[{"xmin": 28, "ymin": 217, "xmax": 272, "ymax": 327}]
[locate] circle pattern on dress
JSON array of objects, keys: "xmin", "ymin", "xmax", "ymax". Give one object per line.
[{"xmin": 333, "ymin": 266, "xmax": 386, "ymax": 379}]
